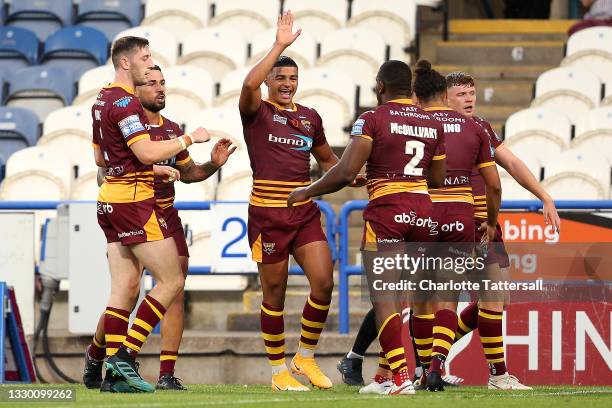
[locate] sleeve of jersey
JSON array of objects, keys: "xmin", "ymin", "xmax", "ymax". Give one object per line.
[
  {"xmin": 111, "ymin": 100, "xmax": 150, "ymax": 147},
  {"xmin": 349, "ymin": 112, "xmax": 374, "ymax": 141},
  {"xmin": 476, "ymin": 127, "xmax": 496, "ymax": 169},
  {"xmin": 432, "ymin": 124, "xmax": 446, "ymax": 160},
  {"xmin": 174, "ymin": 126, "xmax": 191, "ymax": 166},
  {"xmin": 483, "ymin": 120, "xmax": 503, "ymax": 149}
]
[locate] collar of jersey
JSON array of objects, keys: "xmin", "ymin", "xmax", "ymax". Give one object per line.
[
  {"xmin": 265, "ymin": 99, "xmax": 297, "ymax": 111},
  {"xmin": 149, "ymin": 115, "xmax": 164, "ymax": 128},
  {"xmin": 388, "ymin": 98, "xmax": 414, "ymax": 105},
  {"xmin": 424, "ymin": 106, "xmax": 453, "ymax": 111},
  {"xmin": 105, "ymin": 82, "xmax": 135, "ymax": 95}
]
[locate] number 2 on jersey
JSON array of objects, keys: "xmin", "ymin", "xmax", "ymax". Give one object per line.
[{"xmin": 404, "ymin": 140, "xmax": 425, "ymax": 176}]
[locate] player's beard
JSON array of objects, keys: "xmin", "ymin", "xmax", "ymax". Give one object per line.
[{"xmin": 142, "ymin": 100, "xmax": 165, "ymax": 113}]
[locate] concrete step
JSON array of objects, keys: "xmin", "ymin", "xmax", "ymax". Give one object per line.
[
  {"xmin": 437, "ymin": 41, "xmax": 565, "ymax": 66},
  {"xmin": 473, "ymin": 105, "xmax": 522, "ymax": 123},
  {"xmin": 436, "ymin": 64, "xmax": 554, "ymax": 80},
  {"xmin": 242, "ymin": 289, "xmax": 370, "ymax": 314},
  {"xmin": 36, "ymin": 331, "xmax": 382, "ymax": 385},
  {"xmin": 449, "ymin": 19, "xmax": 575, "ymax": 36},
  {"xmin": 470, "ymin": 80, "xmax": 534, "ymax": 106},
  {"xmin": 227, "ymin": 311, "xmax": 368, "ymax": 332}
]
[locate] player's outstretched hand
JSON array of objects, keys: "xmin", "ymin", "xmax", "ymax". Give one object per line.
[
  {"xmin": 543, "ymin": 198, "xmax": 561, "ymax": 233},
  {"xmin": 276, "ymin": 11, "xmax": 301, "ymax": 48},
  {"xmin": 153, "ymin": 165, "xmax": 180, "ymax": 183},
  {"xmin": 349, "ymin": 174, "xmax": 367, "ymax": 188},
  {"xmin": 191, "ymin": 127, "xmax": 211, "ymax": 143},
  {"xmin": 287, "ymin": 187, "xmax": 309, "ymax": 207},
  {"xmin": 211, "ymin": 138, "xmax": 237, "ymax": 167},
  {"xmin": 479, "ymin": 221, "xmax": 496, "ymax": 243}
]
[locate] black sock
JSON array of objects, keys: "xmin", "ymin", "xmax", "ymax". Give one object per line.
[{"xmin": 351, "ymin": 307, "xmax": 377, "ymax": 356}]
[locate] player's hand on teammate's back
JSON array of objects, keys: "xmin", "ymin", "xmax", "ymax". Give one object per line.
[
  {"xmin": 153, "ymin": 165, "xmax": 180, "ymax": 183},
  {"xmin": 349, "ymin": 174, "xmax": 367, "ymax": 188},
  {"xmin": 287, "ymin": 187, "xmax": 309, "ymax": 207},
  {"xmin": 211, "ymin": 138, "xmax": 237, "ymax": 167},
  {"xmin": 276, "ymin": 11, "xmax": 301, "ymax": 48},
  {"xmin": 191, "ymin": 127, "xmax": 211, "ymax": 143},
  {"xmin": 479, "ymin": 221, "xmax": 497, "ymax": 243},
  {"xmin": 543, "ymin": 199, "xmax": 561, "ymax": 233}
]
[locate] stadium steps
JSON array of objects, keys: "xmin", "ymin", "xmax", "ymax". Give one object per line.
[
  {"xmin": 241, "ymin": 290, "xmax": 370, "ymax": 314},
  {"xmin": 448, "ymin": 19, "xmax": 575, "ymax": 41},
  {"xmin": 435, "ymin": 64, "xmax": 556, "ymax": 80},
  {"xmin": 227, "ymin": 310, "xmax": 368, "ymax": 332},
  {"xmin": 36, "ymin": 330, "xmax": 382, "ymax": 385},
  {"xmin": 437, "ymin": 40, "xmax": 565, "ymax": 65}
]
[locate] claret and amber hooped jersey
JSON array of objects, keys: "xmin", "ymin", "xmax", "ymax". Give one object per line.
[
  {"xmin": 241, "ymin": 100, "xmax": 327, "ymax": 207},
  {"xmin": 92, "ymin": 83, "xmax": 153, "ymax": 203},
  {"xmin": 424, "ymin": 107, "xmax": 495, "ymax": 204},
  {"xmin": 148, "ymin": 115, "xmax": 191, "ymax": 209},
  {"xmin": 471, "ymin": 115, "xmax": 503, "ymax": 219},
  {"xmin": 350, "ymin": 99, "xmax": 445, "ymax": 200}
]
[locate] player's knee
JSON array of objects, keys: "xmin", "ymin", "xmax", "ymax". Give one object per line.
[{"xmin": 313, "ymin": 277, "xmax": 334, "ymax": 300}]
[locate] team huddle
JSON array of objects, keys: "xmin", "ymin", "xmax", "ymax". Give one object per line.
[{"xmin": 82, "ymin": 11, "xmax": 561, "ymax": 394}]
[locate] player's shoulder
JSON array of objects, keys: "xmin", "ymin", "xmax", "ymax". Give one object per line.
[
  {"xmin": 160, "ymin": 115, "xmax": 182, "ymax": 132},
  {"xmin": 294, "ymin": 102, "xmax": 321, "ymax": 118}
]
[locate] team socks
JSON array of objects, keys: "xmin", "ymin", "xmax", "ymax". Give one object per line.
[
  {"xmin": 377, "ymin": 313, "xmax": 407, "ymax": 374},
  {"xmin": 412, "ymin": 314, "xmax": 434, "ymax": 370},
  {"xmin": 120, "ymin": 295, "xmax": 166, "ymax": 359},
  {"xmin": 478, "ymin": 308, "xmax": 507, "ymax": 375},
  {"xmin": 456, "ymin": 301, "xmax": 479, "ymax": 340},
  {"xmin": 103, "ymin": 307, "xmax": 130, "ymax": 357},
  {"xmin": 160, "ymin": 350, "xmax": 178, "ymax": 377},
  {"xmin": 298, "ymin": 295, "xmax": 330, "ymax": 358},
  {"xmin": 261, "ymin": 302, "xmax": 286, "ymax": 373},
  {"xmin": 430, "ymin": 309, "xmax": 457, "ymax": 373}
]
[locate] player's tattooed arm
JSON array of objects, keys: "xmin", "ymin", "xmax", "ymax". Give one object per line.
[
  {"xmin": 178, "ymin": 138, "xmax": 236, "ymax": 183},
  {"xmin": 494, "ymin": 145, "xmax": 561, "ymax": 232},
  {"xmin": 287, "ymin": 137, "xmax": 372, "ymax": 206},
  {"xmin": 240, "ymin": 11, "xmax": 301, "ymax": 115}
]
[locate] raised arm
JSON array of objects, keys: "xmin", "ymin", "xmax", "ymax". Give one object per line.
[{"xmin": 239, "ymin": 11, "xmax": 301, "ymax": 115}]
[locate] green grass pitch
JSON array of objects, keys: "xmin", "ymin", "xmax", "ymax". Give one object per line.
[{"xmin": 1, "ymin": 384, "xmax": 611, "ymax": 408}]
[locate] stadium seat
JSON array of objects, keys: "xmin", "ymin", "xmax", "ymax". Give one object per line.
[
  {"xmin": 284, "ymin": 0, "xmax": 347, "ymax": 42},
  {"xmin": 504, "ymin": 107, "xmax": 572, "ymax": 158},
  {"xmin": 249, "ymin": 29, "xmax": 317, "ymax": 69},
  {"xmin": 4, "ymin": 145, "xmax": 71, "ymax": 191},
  {"xmin": 0, "ymin": 27, "xmax": 39, "ymax": 70},
  {"xmin": 0, "ymin": 171, "xmax": 67, "ymax": 200},
  {"xmin": 162, "ymin": 65, "xmax": 215, "ymax": 126},
  {"xmin": 141, "ymin": 0, "xmax": 208, "ymax": 41},
  {"xmin": 541, "ymin": 149, "xmax": 611, "ymax": 199},
  {"xmin": 561, "ymin": 27, "xmax": 612, "ymax": 82},
  {"xmin": 209, "ymin": 0, "xmax": 278, "ymax": 38},
  {"xmin": 294, "ymin": 68, "xmax": 357, "ymax": 147},
  {"xmin": 113, "ymin": 27, "xmax": 178, "ymax": 68},
  {"xmin": 317, "ymin": 28, "xmax": 386, "ymax": 107},
  {"xmin": 73, "ymin": 64, "xmax": 115, "ymax": 106},
  {"xmin": 76, "ymin": 0, "xmax": 142, "ymax": 41},
  {"xmin": 602, "ymin": 76, "xmax": 612, "ymax": 107},
  {"xmin": 220, "ymin": 150, "xmax": 252, "ymax": 180},
  {"xmin": 216, "ymin": 67, "xmax": 269, "ymax": 108},
  {"xmin": 69, "ymin": 171, "xmax": 99, "ymax": 200},
  {"xmin": 348, "ymin": 0, "xmax": 417, "ymax": 60},
  {"xmin": 0, "ymin": 107, "xmax": 39, "ymax": 164},
  {"xmin": 572, "ymin": 107, "xmax": 612, "ymax": 162},
  {"xmin": 531, "ymin": 66, "xmax": 601, "ymax": 123},
  {"xmin": 38, "ymin": 105, "xmax": 93, "ymax": 176},
  {"xmin": 5, "ymin": 66, "xmax": 76, "ymax": 122},
  {"xmin": 498, "ymin": 154, "xmax": 542, "ymax": 200},
  {"xmin": 40, "ymin": 26, "xmax": 109, "ymax": 78},
  {"xmin": 216, "ymin": 170, "xmax": 253, "ymax": 201},
  {"xmin": 179, "ymin": 27, "xmax": 247, "ymax": 84},
  {"xmin": 5, "ymin": 0, "xmax": 72, "ymax": 40}
]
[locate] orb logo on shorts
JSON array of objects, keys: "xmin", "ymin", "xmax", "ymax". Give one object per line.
[
  {"xmin": 97, "ymin": 202, "xmax": 114, "ymax": 214},
  {"xmin": 441, "ymin": 221, "xmax": 464, "ymax": 232},
  {"xmin": 393, "ymin": 212, "xmax": 439, "ymax": 236},
  {"xmin": 263, "ymin": 242, "xmax": 276, "ymax": 255}
]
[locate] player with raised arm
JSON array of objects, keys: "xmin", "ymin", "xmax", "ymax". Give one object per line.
[
  {"xmin": 446, "ymin": 71, "xmax": 559, "ymax": 390},
  {"xmin": 83, "ymin": 64, "xmax": 234, "ymax": 391},
  {"xmin": 240, "ymin": 12, "xmax": 361, "ymax": 391},
  {"xmin": 91, "ymin": 36, "xmax": 210, "ymax": 393},
  {"xmin": 411, "ymin": 61, "xmax": 501, "ymax": 392},
  {"xmin": 288, "ymin": 60, "xmax": 446, "ymax": 395}
]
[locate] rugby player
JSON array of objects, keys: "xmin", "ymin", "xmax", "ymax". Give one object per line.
[
  {"xmin": 288, "ymin": 60, "xmax": 446, "ymax": 395},
  {"xmin": 91, "ymin": 36, "xmax": 210, "ymax": 393},
  {"xmin": 84, "ymin": 65, "xmax": 235, "ymax": 391},
  {"xmin": 446, "ymin": 71, "xmax": 559, "ymax": 390},
  {"xmin": 239, "ymin": 11, "xmax": 365, "ymax": 391}
]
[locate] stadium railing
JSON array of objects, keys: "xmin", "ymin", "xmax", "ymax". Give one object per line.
[
  {"xmin": 336, "ymin": 199, "xmax": 612, "ymax": 334},
  {"xmin": 0, "ymin": 200, "xmax": 337, "ymax": 276}
]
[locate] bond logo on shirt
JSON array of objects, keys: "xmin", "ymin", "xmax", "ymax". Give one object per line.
[
  {"xmin": 268, "ymin": 133, "xmax": 313, "ymax": 152},
  {"xmin": 351, "ymin": 118, "xmax": 365, "ymax": 136},
  {"xmin": 113, "ymin": 96, "xmax": 132, "ymax": 108},
  {"xmin": 263, "ymin": 242, "xmax": 276, "ymax": 255},
  {"xmin": 273, "ymin": 114, "xmax": 287, "ymax": 125},
  {"xmin": 118, "ymin": 115, "xmax": 145, "ymax": 139}
]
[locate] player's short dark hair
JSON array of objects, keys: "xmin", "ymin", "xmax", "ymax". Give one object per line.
[
  {"xmin": 446, "ymin": 71, "xmax": 475, "ymax": 88},
  {"xmin": 376, "ymin": 60, "xmax": 412, "ymax": 95},
  {"xmin": 111, "ymin": 36, "xmax": 150, "ymax": 68},
  {"xmin": 273, "ymin": 55, "xmax": 298, "ymax": 69},
  {"xmin": 413, "ymin": 59, "xmax": 446, "ymax": 103},
  {"xmin": 150, "ymin": 65, "xmax": 162, "ymax": 72}
]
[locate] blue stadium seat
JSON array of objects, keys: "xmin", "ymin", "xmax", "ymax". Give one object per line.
[
  {"xmin": 76, "ymin": 0, "xmax": 142, "ymax": 41},
  {"xmin": 0, "ymin": 107, "xmax": 39, "ymax": 165},
  {"xmin": 0, "ymin": 27, "xmax": 39, "ymax": 70},
  {"xmin": 5, "ymin": 0, "xmax": 73, "ymax": 40},
  {"xmin": 4, "ymin": 67, "xmax": 76, "ymax": 122},
  {"xmin": 40, "ymin": 26, "xmax": 108, "ymax": 78}
]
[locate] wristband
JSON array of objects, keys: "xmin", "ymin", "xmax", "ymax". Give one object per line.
[
  {"xmin": 183, "ymin": 134, "xmax": 193, "ymax": 146},
  {"xmin": 178, "ymin": 136, "xmax": 187, "ymax": 150}
]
